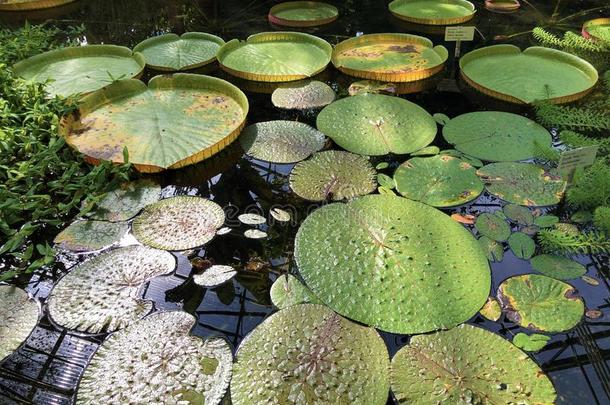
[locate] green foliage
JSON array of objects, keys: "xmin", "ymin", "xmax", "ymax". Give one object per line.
[
  {"xmin": 532, "ymin": 140, "xmax": 560, "ymax": 163},
  {"xmin": 532, "ymin": 27, "xmax": 609, "ymax": 71},
  {"xmin": 560, "ymin": 130, "xmax": 610, "ymax": 157},
  {"xmin": 533, "ymin": 101, "xmax": 610, "ymax": 132},
  {"xmin": 566, "ymin": 160, "xmax": 610, "ymax": 210},
  {"xmin": 537, "ymin": 227, "xmax": 610, "ymax": 255},
  {"xmin": 593, "ymin": 206, "xmax": 610, "ymax": 235}
]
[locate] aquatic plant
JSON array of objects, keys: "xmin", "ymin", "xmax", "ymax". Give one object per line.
[
  {"xmin": 388, "ymin": 0, "xmax": 476, "ymax": 25},
  {"xmin": 271, "ymin": 80, "xmax": 336, "ymax": 110},
  {"xmin": 0, "ymin": 285, "xmax": 38, "ymax": 361},
  {"xmin": 532, "ymin": 27, "xmax": 610, "ymax": 70},
  {"xmin": 268, "ymin": 1, "xmax": 339, "ymax": 27},
  {"xmin": 85, "ymin": 179, "xmax": 161, "ymax": 222},
  {"xmin": 537, "ymin": 226, "xmax": 610, "ymax": 255},
  {"xmin": 479, "ymin": 297, "xmax": 502, "ymax": 321},
  {"xmin": 193, "ymin": 265, "xmax": 237, "ymax": 288},
  {"xmin": 269, "ymin": 274, "xmax": 321, "ymax": 309},
  {"xmin": 53, "ymin": 220, "xmax": 128, "ymax": 252},
  {"xmin": 512, "ymin": 333, "xmax": 551, "ymax": 352},
  {"xmin": 593, "ymin": 206, "xmax": 610, "ymax": 235},
  {"xmin": 530, "ymin": 254, "xmax": 586, "ymax": 280}
]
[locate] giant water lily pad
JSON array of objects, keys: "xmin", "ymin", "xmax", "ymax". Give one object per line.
[
  {"xmin": 530, "ymin": 254, "xmax": 586, "ymax": 280},
  {"xmin": 460, "ymin": 45, "xmax": 598, "ymax": 104},
  {"xmin": 87, "ymin": 179, "xmax": 161, "ymax": 222},
  {"xmin": 231, "ymin": 304, "xmax": 390, "ymax": 404},
  {"xmin": 289, "ymin": 150, "xmax": 377, "ymax": 201},
  {"xmin": 497, "ymin": 274, "xmax": 584, "ymax": 332},
  {"xmin": 217, "ymin": 32, "xmax": 332, "ymax": 82},
  {"xmin": 332, "ymin": 33, "xmax": 448, "ymax": 82},
  {"xmin": 390, "ymin": 324, "xmax": 556, "ymax": 404},
  {"xmin": 477, "ymin": 162, "xmax": 566, "ymax": 206},
  {"xmin": 78, "ymin": 311, "xmax": 232, "ymax": 404},
  {"xmin": 442, "ymin": 111, "xmax": 552, "ymax": 162},
  {"xmin": 270, "ymin": 274, "xmax": 321, "ymax": 309},
  {"xmin": 48, "ymin": 246, "xmax": 175, "ymax": 333},
  {"xmin": 13, "ymin": 45, "xmax": 145, "ymax": 98},
  {"xmin": 133, "ymin": 32, "xmax": 225, "ymax": 71},
  {"xmin": 0, "ymin": 286, "xmax": 38, "ymax": 361},
  {"xmin": 268, "ymin": 1, "xmax": 339, "ymax": 27},
  {"xmin": 0, "ymin": 0, "xmax": 75, "ymax": 10},
  {"xmin": 60, "ymin": 74, "xmax": 248, "ymax": 173},
  {"xmin": 475, "ymin": 212, "xmax": 510, "ymax": 242},
  {"xmin": 271, "ymin": 80, "xmax": 336, "ymax": 109},
  {"xmin": 133, "ymin": 196, "xmax": 225, "ymax": 251},
  {"xmin": 294, "ymin": 194, "xmax": 490, "ymax": 334},
  {"xmin": 53, "ymin": 220, "xmax": 128, "ymax": 252},
  {"xmin": 389, "ymin": 0, "xmax": 476, "ymax": 25},
  {"xmin": 317, "ymin": 94, "xmax": 436, "ymax": 156},
  {"xmin": 394, "ymin": 155, "xmax": 483, "ymax": 207},
  {"xmin": 240, "ymin": 120, "xmax": 325, "ymax": 163}
]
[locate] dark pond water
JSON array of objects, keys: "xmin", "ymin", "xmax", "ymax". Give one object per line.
[{"xmin": 1, "ymin": 0, "xmax": 610, "ymax": 404}]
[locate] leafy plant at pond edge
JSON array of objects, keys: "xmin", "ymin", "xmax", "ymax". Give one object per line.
[
  {"xmin": 537, "ymin": 226, "xmax": 610, "ymax": 255},
  {"xmin": 532, "ymin": 27, "xmax": 609, "ymax": 71}
]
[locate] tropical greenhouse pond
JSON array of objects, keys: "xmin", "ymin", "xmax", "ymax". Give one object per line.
[{"xmin": 0, "ymin": 0, "xmax": 610, "ymax": 404}]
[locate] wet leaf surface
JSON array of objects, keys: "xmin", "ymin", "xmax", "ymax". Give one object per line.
[{"xmin": 0, "ymin": 286, "xmax": 38, "ymax": 361}]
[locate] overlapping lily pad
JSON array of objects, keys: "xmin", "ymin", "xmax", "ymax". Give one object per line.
[
  {"xmin": 513, "ymin": 332, "xmax": 551, "ymax": 352},
  {"xmin": 78, "ymin": 311, "xmax": 232, "ymax": 404},
  {"xmin": 231, "ymin": 304, "xmax": 390, "ymax": 404},
  {"xmin": 394, "ymin": 155, "xmax": 483, "ymax": 207},
  {"xmin": 477, "ymin": 162, "xmax": 566, "ymax": 206},
  {"xmin": 270, "ymin": 274, "xmax": 321, "ymax": 309},
  {"xmin": 13, "ymin": 45, "xmax": 145, "ymax": 98},
  {"xmin": 530, "ymin": 254, "xmax": 586, "ymax": 280},
  {"xmin": 47, "ymin": 246, "xmax": 175, "ymax": 333},
  {"xmin": 0, "ymin": 286, "xmax": 38, "ymax": 361},
  {"xmin": 53, "ymin": 220, "xmax": 128, "ymax": 252},
  {"xmin": 289, "ymin": 150, "xmax": 377, "ymax": 201},
  {"xmin": 316, "ymin": 94, "xmax": 437, "ymax": 156},
  {"xmin": 268, "ymin": 1, "xmax": 339, "ymax": 27},
  {"xmin": 390, "ymin": 324, "xmax": 556, "ymax": 404},
  {"xmin": 503, "ymin": 204, "xmax": 534, "ymax": 225},
  {"xmin": 475, "ymin": 212, "xmax": 510, "ymax": 242},
  {"xmin": 389, "ymin": 0, "xmax": 476, "ymax": 25},
  {"xmin": 239, "ymin": 120, "xmax": 325, "ymax": 163},
  {"xmin": 294, "ymin": 194, "xmax": 490, "ymax": 334},
  {"xmin": 133, "ymin": 196, "xmax": 225, "ymax": 251},
  {"xmin": 497, "ymin": 274, "xmax": 584, "ymax": 332},
  {"xmin": 133, "ymin": 32, "xmax": 225, "ymax": 71},
  {"xmin": 271, "ymin": 80, "xmax": 336, "ymax": 109},
  {"xmin": 582, "ymin": 18, "xmax": 610, "ymax": 42},
  {"xmin": 442, "ymin": 111, "xmax": 552, "ymax": 162},
  {"xmin": 87, "ymin": 180, "xmax": 161, "ymax": 222},
  {"xmin": 60, "ymin": 74, "xmax": 248, "ymax": 173}
]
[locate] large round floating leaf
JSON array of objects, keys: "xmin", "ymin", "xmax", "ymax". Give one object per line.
[
  {"xmin": 133, "ymin": 196, "xmax": 225, "ymax": 251},
  {"xmin": 332, "ymin": 33, "xmax": 448, "ymax": 82},
  {"xmin": 13, "ymin": 45, "xmax": 145, "ymax": 98},
  {"xmin": 530, "ymin": 254, "xmax": 586, "ymax": 280},
  {"xmin": 390, "ymin": 324, "xmax": 556, "ymax": 405},
  {"xmin": 270, "ymin": 274, "xmax": 322, "ymax": 309},
  {"xmin": 271, "ymin": 80, "xmax": 336, "ymax": 109},
  {"xmin": 78, "ymin": 311, "xmax": 232, "ymax": 404},
  {"xmin": 53, "ymin": 220, "xmax": 128, "ymax": 252},
  {"xmin": 394, "ymin": 155, "xmax": 483, "ymax": 207},
  {"xmin": 442, "ymin": 111, "xmax": 552, "ymax": 162},
  {"xmin": 475, "ymin": 212, "xmax": 510, "ymax": 242},
  {"xmin": 289, "ymin": 150, "xmax": 377, "ymax": 201},
  {"xmin": 268, "ymin": 1, "xmax": 339, "ymax": 27},
  {"xmin": 477, "ymin": 162, "xmax": 566, "ymax": 206},
  {"xmin": 0, "ymin": 0, "xmax": 75, "ymax": 11},
  {"xmin": 460, "ymin": 45, "xmax": 598, "ymax": 104},
  {"xmin": 60, "ymin": 74, "xmax": 248, "ymax": 173},
  {"xmin": 87, "ymin": 179, "xmax": 161, "ymax": 222},
  {"xmin": 239, "ymin": 120, "xmax": 325, "ymax": 163},
  {"xmin": 217, "ymin": 32, "xmax": 332, "ymax": 82},
  {"xmin": 508, "ymin": 231, "xmax": 535, "ymax": 259},
  {"xmin": 0, "ymin": 286, "xmax": 38, "ymax": 361},
  {"xmin": 231, "ymin": 304, "xmax": 390, "ymax": 404},
  {"xmin": 47, "ymin": 246, "xmax": 175, "ymax": 333},
  {"xmin": 133, "ymin": 32, "xmax": 225, "ymax": 71},
  {"xmin": 389, "ymin": 0, "xmax": 476, "ymax": 25},
  {"xmin": 316, "ymin": 94, "xmax": 437, "ymax": 156},
  {"xmin": 497, "ymin": 274, "xmax": 584, "ymax": 332},
  {"xmin": 294, "ymin": 194, "xmax": 491, "ymax": 334}
]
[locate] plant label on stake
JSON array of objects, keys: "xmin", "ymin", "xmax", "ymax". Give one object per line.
[
  {"xmin": 440, "ymin": 26, "xmax": 475, "ymax": 92},
  {"xmin": 558, "ymin": 146, "xmax": 598, "ymax": 184}
]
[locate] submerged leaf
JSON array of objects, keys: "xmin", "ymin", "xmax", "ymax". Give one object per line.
[
  {"xmin": 0, "ymin": 286, "xmax": 38, "ymax": 361},
  {"xmin": 87, "ymin": 180, "xmax": 161, "ymax": 222}
]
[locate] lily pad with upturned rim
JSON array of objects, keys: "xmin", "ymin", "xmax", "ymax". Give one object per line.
[
  {"xmin": 268, "ymin": 1, "xmax": 339, "ymax": 27},
  {"xmin": 271, "ymin": 80, "xmax": 336, "ymax": 109},
  {"xmin": 60, "ymin": 74, "xmax": 248, "ymax": 173},
  {"xmin": 0, "ymin": 0, "xmax": 76, "ymax": 11},
  {"xmin": 0, "ymin": 286, "xmax": 38, "ymax": 361},
  {"xmin": 231, "ymin": 304, "xmax": 390, "ymax": 405},
  {"xmin": 582, "ymin": 18, "xmax": 610, "ymax": 42},
  {"xmin": 13, "ymin": 45, "xmax": 145, "ymax": 98},
  {"xmin": 132, "ymin": 196, "xmax": 225, "ymax": 251},
  {"xmin": 530, "ymin": 254, "xmax": 586, "ymax": 280},
  {"xmin": 316, "ymin": 94, "xmax": 437, "ymax": 156},
  {"xmin": 389, "ymin": 0, "xmax": 476, "ymax": 25},
  {"xmin": 86, "ymin": 179, "xmax": 161, "ymax": 222},
  {"xmin": 269, "ymin": 274, "xmax": 322, "ymax": 309},
  {"xmin": 53, "ymin": 220, "xmax": 128, "ymax": 252},
  {"xmin": 289, "ymin": 150, "xmax": 377, "ymax": 201},
  {"xmin": 475, "ymin": 212, "xmax": 510, "ymax": 242},
  {"xmin": 133, "ymin": 32, "xmax": 225, "ymax": 71}
]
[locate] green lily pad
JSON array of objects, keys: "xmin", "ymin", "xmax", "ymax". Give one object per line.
[
  {"xmin": 410, "ymin": 145, "xmax": 440, "ymax": 156},
  {"xmin": 133, "ymin": 32, "xmax": 225, "ymax": 71},
  {"xmin": 217, "ymin": 32, "xmax": 332, "ymax": 82},
  {"xmin": 0, "ymin": 286, "xmax": 38, "ymax": 361},
  {"xmin": 268, "ymin": 1, "xmax": 339, "ymax": 27},
  {"xmin": 530, "ymin": 254, "xmax": 586, "ymax": 280},
  {"xmin": 239, "ymin": 120, "xmax": 326, "ymax": 163},
  {"xmin": 87, "ymin": 180, "xmax": 161, "ymax": 222},
  {"xmin": 389, "ymin": 0, "xmax": 476, "ymax": 25},
  {"xmin": 479, "ymin": 297, "xmax": 502, "ymax": 321},
  {"xmin": 289, "ymin": 150, "xmax": 377, "ymax": 201},
  {"xmin": 60, "ymin": 74, "xmax": 248, "ymax": 173},
  {"xmin": 133, "ymin": 196, "xmax": 225, "ymax": 251},
  {"xmin": 271, "ymin": 80, "xmax": 336, "ymax": 109},
  {"xmin": 503, "ymin": 204, "xmax": 534, "ymax": 225},
  {"xmin": 269, "ymin": 274, "xmax": 322, "ymax": 309},
  {"xmin": 512, "ymin": 332, "xmax": 551, "ymax": 352},
  {"xmin": 394, "ymin": 155, "xmax": 483, "ymax": 207},
  {"xmin": 497, "ymin": 274, "xmax": 584, "ymax": 332},
  {"xmin": 508, "ymin": 232, "xmax": 536, "ymax": 259},
  {"xmin": 442, "ymin": 112, "xmax": 552, "ymax": 162},
  {"xmin": 231, "ymin": 304, "xmax": 390, "ymax": 404},
  {"xmin": 13, "ymin": 45, "xmax": 145, "ymax": 98},
  {"xmin": 53, "ymin": 220, "xmax": 128, "ymax": 252},
  {"xmin": 0, "ymin": 0, "xmax": 75, "ymax": 11},
  {"xmin": 475, "ymin": 212, "xmax": 510, "ymax": 242},
  {"xmin": 78, "ymin": 311, "xmax": 232, "ymax": 404},
  {"xmin": 378, "ymin": 186, "xmax": 396, "ymax": 195},
  {"xmin": 316, "ymin": 94, "xmax": 436, "ymax": 156},
  {"xmin": 377, "ymin": 173, "xmax": 395, "ymax": 189},
  {"xmin": 477, "ymin": 162, "xmax": 566, "ymax": 206},
  {"xmin": 294, "ymin": 194, "xmax": 491, "ymax": 334},
  {"xmin": 193, "ymin": 265, "xmax": 237, "ymax": 288},
  {"xmin": 390, "ymin": 324, "xmax": 556, "ymax": 405},
  {"xmin": 48, "ymin": 246, "xmax": 175, "ymax": 333},
  {"xmin": 478, "ymin": 236, "xmax": 505, "ymax": 262},
  {"xmin": 534, "ymin": 215, "xmax": 560, "ymax": 228}
]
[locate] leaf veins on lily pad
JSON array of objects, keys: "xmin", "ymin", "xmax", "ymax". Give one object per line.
[
  {"xmin": 271, "ymin": 80, "xmax": 335, "ymax": 109},
  {"xmin": 53, "ymin": 220, "xmax": 128, "ymax": 252},
  {"xmin": 87, "ymin": 179, "xmax": 161, "ymax": 222},
  {"xmin": 0, "ymin": 286, "xmax": 38, "ymax": 361},
  {"xmin": 269, "ymin": 274, "xmax": 321, "ymax": 309}
]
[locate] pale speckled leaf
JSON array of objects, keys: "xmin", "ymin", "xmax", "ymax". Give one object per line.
[
  {"xmin": 231, "ymin": 304, "xmax": 390, "ymax": 405},
  {"xmin": 269, "ymin": 208, "xmax": 291, "ymax": 222},
  {"xmin": 238, "ymin": 213, "xmax": 266, "ymax": 225},
  {"xmin": 512, "ymin": 332, "xmax": 551, "ymax": 352},
  {"xmin": 479, "ymin": 297, "xmax": 502, "ymax": 321},
  {"xmin": 269, "ymin": 274, "xmax": 322, "ymax": 309},
  {"xmin": 87, "ymin": 179, "xmax": 161, "ymax": 222},
  {"xmin": 53, "ymin": 220, "xmax": 128, "ymax": 252},
  {"xmin": 271, "ymin": 80, "xmax": 335, "ymax": 109},
  {"xmin": 478, "ymin": 236, "xmax": 504, "ymax": 262},
  {"xmin": 475, "ymin": 212, "xmax": 510, "ymax": 242},
  {"xmin": 530, "ymin": 254, "xmax": 586, "ymax": 280},
  {"xmin": 244, "ymin": 229, "xmax": 267, "ymax": 239},
  {"xmin": 77, "ymin": 311, "xmax": 232, "ymax": 404},
  {"xmin": 193, "ymin": 265, "xmax": 237, "ymax": 288},
  {"xmin": 508, "ymin": 232, "xmax": 535, "ymax": 259},
  {"xmin": 503, "ymin": 204, "xmax": 534, "ymax": 225},
  {"xmin": 0, "ymin": 286, "xmax": 38, "ymax": 361}
]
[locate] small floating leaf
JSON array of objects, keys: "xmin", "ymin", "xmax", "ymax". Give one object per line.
[
  {"xmin": 348, "ymin": 80, "xmax": 397, "ymax": 96},
  {"xmin": 479, "ymin": 297, "xmax": 502, "ymax": 321},
  {"xmin": 375, "ymin": 162, "xmax": 389, "ymax": 170},
  {"xmin": 534, "ymin": 215, "xmax": 560, "ymax": 228},
  {"xmin": 581, "ymin": 275, "xmax": 600, "ymax": 286},
  {"xmin": 271, "ymin": 80, "xmax": 335, "ymax": 109},
  {"xmin": 193, "ymin": 265, "xmax": 237, "ymax": 288},
  {"xmin": 410, "ymin": 145, "xmax": 440, "ymax": 156},
  {"xmin": 503, "ymin": 204, "xmax": 534, "ymax": 225},
  {"xmin": 238, "ymin": 213, "xmax": 266, "ymax": 225},
  {"xmin": 508, "ymin": 232, "xmax": 535, "ymax": 259},
  {"xmin": 432, "ymin": 112, "xmax": 450, "ymax": 126},
  {"xmin": 571, "ymin": 210, "xmax": 593, "ymax": 224},
  {"xmin": 269, "ymin": 208, "xmax": 291, "ymax": 222},
  {"xmin": 475, "ymin": 212, "xmax": 510, "ymax": 242},
  {"xmin": 87, "ymin": 179, "xmax": 161, "ymax": 222},
  {"xmin": 269, "ymin": 274, "xmax": 321, "ymax": 309},
  {"xmin": 585, "ymin": 309, "xmax": 603, "ymax": 319},
  {"xmin": 530, "ymin": 254, "xmax": 586, "ymax": 280},
  {"xmin": 217, "ymin": 227, "xmax": 232, "ymax": 235},
  {"xmin": 244, "ymin": 229, "xmax": 267, "ymax": 239},
  {"xmin": 376, "ymin": 173, "xmax": 395, "ymax": 189},
  {"xmin": 512, "ymin": 332, "xmax": 551, "ymax": 352},
  {"xmin": 0, "ymin": 286, "xmax": 38, "ymax": 361},
  {"xmin": 478, "ymin": 236, "xmax": 504, "ymax": 262},
  {"xmin": 451, "ymin": 213, "xmax": 476, "ymax": 224},
  {"xmin": 54, "ymin": 220, "xmax": 128, "ymax": 252},
  {"xmin": 377, "ymin": 186, "xmax": 396, "ymax": 195}
]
